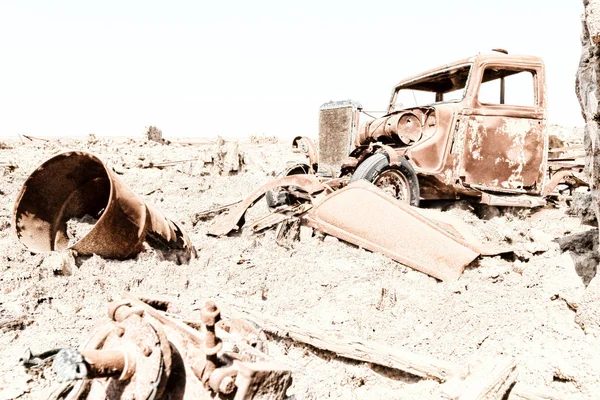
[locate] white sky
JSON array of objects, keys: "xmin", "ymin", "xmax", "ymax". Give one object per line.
[{"xmin": 0, "ymin": 1, "xmax": 585, "ymax": 139}]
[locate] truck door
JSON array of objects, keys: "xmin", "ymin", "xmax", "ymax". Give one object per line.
[{"xmin": 460, "ymin": 65, "xmax": 546, "ymax": 195}]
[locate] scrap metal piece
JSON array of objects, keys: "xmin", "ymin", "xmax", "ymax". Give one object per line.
[
  {"xmin": 60, "ymin": 303, "xmax": 172, "ymax": 400},
  {"xmin": 275, "ymin": 218, "xmax": 302, "ymax": 249},
  {"xmin": 208, "ymin": 174, "xmax": 325, "ymax": 237},
  {"xmin": 12, "ymin": 151, "xmax": 195, "ymax": 262},
  {"xmin": 318, "ymin": 100, "xmax": 362, "ymax": 175},
  {"xmin": 304, "ymin": 180, "xmax": 480, "ymax": 281},
  {"xmin": 292, "ymin": 136, "xmax": 318, "ymax": 172},
  {"xmin": 479, "ymin": 192, "xmax": 546, "ymax": 208},
  {"xmin": 250, "ymin": 203, "xmax": 313, "ymax": 233}
]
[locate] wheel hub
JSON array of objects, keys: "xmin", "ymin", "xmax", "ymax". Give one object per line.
[{"xmin": 374, "ymin": 169, "xmax": 411, "ymax": 203}]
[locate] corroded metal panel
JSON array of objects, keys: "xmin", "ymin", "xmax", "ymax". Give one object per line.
[
  {"xmin": 304, "ymin": 180, "xmax": 480, "ymax": 281},
  {"xmin": 461, "ymin": 116, "xmax": 545, "ymax": 193},
  {"xmin": 318, "ymin": 100, "xmax": 361, "ymax": 175}
]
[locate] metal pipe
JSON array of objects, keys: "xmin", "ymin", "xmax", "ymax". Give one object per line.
[
  {"xmin": 12, "ymin": 151, "xmax": 195, "ymax": 262},
  {"xmin": 53, "ymin": 348, "xmax": 136, "ymax": 382}
]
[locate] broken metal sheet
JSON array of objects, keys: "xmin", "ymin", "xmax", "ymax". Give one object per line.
[
  {"xmin": 461, "ymin": 116, "xmax": 546, "ymax": 194},
  {"xmin": 38, "ymin": 294, "xmax": 291, "ymax": 399},
  {"xmin": 250, "ymin": 203, "xmax": 312, "ymax": 233},
  {"xmin": 275, "ymin": 218, "xmax": 302, "ymax": 249},
  {"xmin": 479, "ymin": 192, "xmax": 546, "ymax": 208},
  {"xmin": 292, "ymin": 136, "xmax": 318, "ymax": 172},
  {"xmin": 318, "ymin": 100, "xmax": 361, "ymax": 174},
  {"xmin": 13, "ymin": 151, "xmax": 195, "ymax": 262},
  {"xmin": 303, "ymin": 180, "xmax": 480, "ymax": 281},
  {"xmin": 415, "ymin": 208, "xmax": 515, "ymax": 257},
  {"xmin": 208, "ymin": 175, "xmax": 325, "ymax": 237}
]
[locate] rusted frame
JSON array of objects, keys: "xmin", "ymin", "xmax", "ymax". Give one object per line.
[{"xmin": 208, "ymin": 174, "xmax": 324, "ymax": 237}]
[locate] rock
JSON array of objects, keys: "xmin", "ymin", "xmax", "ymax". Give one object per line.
[
  {"xmin": 40, "ymin": 251, "xmax": 76, "ymax": 277},
  {"xmin": 576, "ymin": 275, "xmax": 600, "ymax": 337},
  {"xmin": 300, "ymin": 225, "xmax": 314, "ymax": 242},
  {"xmin": 558, "ymin": 229, "xmax": 599, "ymax": 286},
  {"xmin": 222, "ymin": 141, "xmax": 241, "ymax": 174},
  {"xmin": 576, "ymin": 0, "xmax": 600, "ymax": 287},
  {"xmin": 528, "ymin": 229, "xmax": 555, "ymax": 244},
  {"xmin": 211, "ymin": 137, "xmax": 245, "ymax": 175},
  {"xmin": 568, "ymin": 192, "xmax": 597, "ymax": 226},
  {"xmin": 323, "ymin": 235, "xmax": 339, "ymax": 244},
  {"xmin": 144, "ymin": 126, "xmax": 168, "ymax": 144},
  {"xmin": 553, "ymin": 254, "xmax": 587, "ymax": 310},
  {"xmin": 475, "ymin": 205, "xmax": 501, "ymax": 220}
]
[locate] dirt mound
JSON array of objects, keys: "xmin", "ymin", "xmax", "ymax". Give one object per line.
[{"xmin": 0, "ymin": 136, "xmax": 598, "ymax": 399}]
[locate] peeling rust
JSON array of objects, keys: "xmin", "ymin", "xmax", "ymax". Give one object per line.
[
  {"xmin": 313, "ymin": 52, "xmax": 568, "ymax": 205},
  {"xmin": 208, "ymin": 174, "xmax": 325, "ymax": 236},
  {"xmin": 304, "ymin": 180, "xmax": 480, "ymax": 281},
  {"xmin": 12, "ymin": 151, "xmax": 195, "ymax": 262}
]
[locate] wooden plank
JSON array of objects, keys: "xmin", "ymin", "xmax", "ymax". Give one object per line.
[
  {"xmin": 438, "ymin": 356, "xmax": 517, "ymax": 399},
  {"xmin": 223, "ymin": 304, "xmax": 462, "ymax": 381},
  {"xmin": 547, "ymin": 145, "xmax": 584, "ymax": 153},
  {"xmin": 508, "ymin": 383, "xmax": 570, "ymax": 400}
]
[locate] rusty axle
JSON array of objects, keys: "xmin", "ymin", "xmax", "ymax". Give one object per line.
[{"xmin": 53, "ymin": 348, "xmax": 136, "ymax": 383}]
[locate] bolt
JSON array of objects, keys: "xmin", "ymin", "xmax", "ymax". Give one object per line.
[
  {"xmin": 142, "ymin": 345, "xmax": 153, "ymax": 357},
  {"xmin": 200, "ymin": 300, "xmax": 222, "ymax": 384},
  {"xmin": 219, "ymin": 376, "xmax": 236, "ymax": 394}
]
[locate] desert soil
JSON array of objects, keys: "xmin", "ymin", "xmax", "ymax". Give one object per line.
[{"xmin": 1, "ymin": 131, "xmax": 599, "ymax": 399}]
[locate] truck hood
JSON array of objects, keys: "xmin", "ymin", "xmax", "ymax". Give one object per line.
[{"xmin": 356, "ymin": 106, "xmax": 439, "ymax": 147}]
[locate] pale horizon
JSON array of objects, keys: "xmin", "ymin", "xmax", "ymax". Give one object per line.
[{"xmin": 0, "ymin": 1, "xmax": 586, "ymax": 139}]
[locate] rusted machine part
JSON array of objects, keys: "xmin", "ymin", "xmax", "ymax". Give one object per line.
[
  {"xmin": 479, "ymin": 192, "xmax": 547, "ymax": 208},
  {"xmin": 199, "ymin": 300, "xmax": 223, "ymax": 384},
  {"xmin": 217, "ymin": 318, "xmax": 269, "ymax": 355},
  {"xmin": 57, "ymin": 302, "xmax": 172, "ymax": 400},
  {"xmin": 357, "ymin": 112, "xmax": 422, "ymax": 145},
  {"xmin": 54, "ymin": 348, "xmax": 136, "ymax": 382},
  {"xmin": 233, "ymin": 360, "xmax": 293, "ymax": 400},
  {"xmin": 396, "ymin": 113, "xmax": 422, "ymax": 144},
  {"xmin": 304, "ymin": 180, "xmax": 480, "ymax": 281},
  {"xmin": 12, "ymin": 151, "xmax": 195, "ymax": 262},
  {"xmin": 51, "ymin": 294, "xmax": 292, "ymax": 399},
  {"xmin": 208, "ymin": 174, "xmax": 325, "ymax": 236},
  {"xmin": 292, "ymin": 136, "xmax": 318, "ymax": 172},
  {"xmin": 542, "ymin": 169, "xmax": 582, "ymax": 197},
  {"xmin": 123, "ymin": 294, "xmax": 292, "ymax": 399}
]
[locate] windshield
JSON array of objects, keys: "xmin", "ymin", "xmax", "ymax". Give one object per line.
[{"xmin": 391, "ymin": 63, "xmax": 472, "ymax": 111}]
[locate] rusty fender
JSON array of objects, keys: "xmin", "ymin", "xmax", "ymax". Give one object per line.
[
  {"xmin": 292, "ymin": 136, "xmax": 318, "ymax": 172},
  {"xmin": 208, "ymin": 175, "xmax": 325, "ymax": 237},
  {"xmin": 13, "ymin": 151, "xmax": 195, "ymax": 262},
  {"xmin": 303, "ymin": 180, "xmax": 480, "ymax": 281}
]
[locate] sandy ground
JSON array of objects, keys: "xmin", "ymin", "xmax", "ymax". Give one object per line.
[{"xmin": 1, "ymin": 133, "xmax": 599, "ymax": 399}]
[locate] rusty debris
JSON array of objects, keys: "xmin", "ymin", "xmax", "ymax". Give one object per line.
[
  {"xmin": 202, "ymin": 51, "xmax": 589, "ymax": 280},
  {"xmin": 208, "ymin": 174, "xmax": 325, "ymax": 237},
  {"xmin": 273, "ymin": 52, "xmax": 587, "ymax": 209},
  {"xmin": 33, "ymin": 294, "xmax": 292, "ymax": 399},
  {"xmin": 304, "ymin": 181, "xmax": 480, "ymax": 281},
  {"xmin": 13, "ymin": 151, "xmax": 195, "ymax": 263}
]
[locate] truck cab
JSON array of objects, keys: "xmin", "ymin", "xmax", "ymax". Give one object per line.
[
  {"xmin": 276, "ymin": 51, "xmax": 552, "ymax": 208},
  {"xmin": 339, "ymin": 51, "xmax": 548, "ymax": 206}
]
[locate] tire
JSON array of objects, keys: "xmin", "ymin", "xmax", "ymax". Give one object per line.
[
  {"xmin": 350, "ymin": 152, "xmax": 420, "ymax": 206},
  {"xmin": 265, "ymin": 164, "xmax": 310, "ymax": 208}
]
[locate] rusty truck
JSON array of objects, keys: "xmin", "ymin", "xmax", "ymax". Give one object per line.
[{"xmin": 268, "ymin": 50, "xmax": 584, "ymax": 209}]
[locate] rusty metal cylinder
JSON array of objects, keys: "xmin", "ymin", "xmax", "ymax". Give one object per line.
[
  {"xmin": 357, "ymin": 112, "xmax": 422, "ymax": 145},
  {"xmin": 12, "ymin": 151, "xmax": 194, "ymax": 260},
  {"xmin": 54, "ymin": 347, "xmax": 136, "ymax": 382}
]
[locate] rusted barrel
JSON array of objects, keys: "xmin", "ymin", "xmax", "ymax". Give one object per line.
[{"xmin": 13, "ymin": 151, "xmax": 195, "ymax": 261}]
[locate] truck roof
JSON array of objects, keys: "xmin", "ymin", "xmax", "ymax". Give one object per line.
[{"xmin": 393, "ymin": 52, "xmax": 544, "ymax": 90}]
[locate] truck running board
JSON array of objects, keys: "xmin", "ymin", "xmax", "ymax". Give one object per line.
[{"xmin": 479, "ymin": 192, "xmax": 546, "ymax": 208}]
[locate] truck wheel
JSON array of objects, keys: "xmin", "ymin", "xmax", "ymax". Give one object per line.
[
  {"xmin": 265, "ymin": 164, "xmax": 311, "ymax": 208},
  {"xmin": 350, "ymin": 152, "xmax": 420, "ymax": 206}
]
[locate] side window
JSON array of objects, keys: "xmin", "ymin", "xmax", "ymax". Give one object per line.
[{"xmin": 478, "ymin": 68, "xmax": 536, "ymax": 107}]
